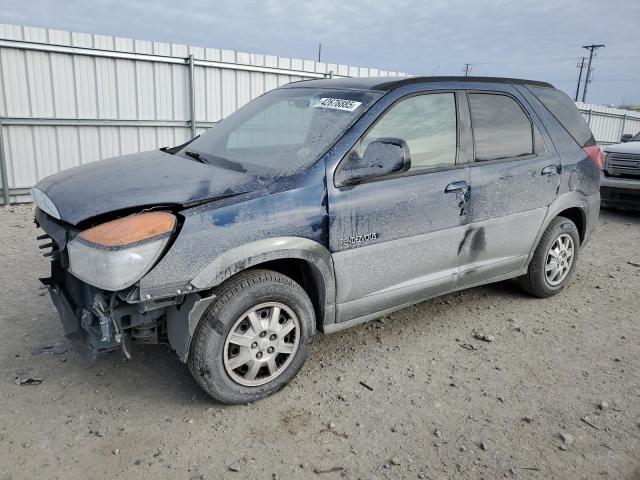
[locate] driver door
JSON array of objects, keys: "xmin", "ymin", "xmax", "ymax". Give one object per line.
[{"xmin": 328, "ymin": 91, "xmax": 471, "ymax": 324}]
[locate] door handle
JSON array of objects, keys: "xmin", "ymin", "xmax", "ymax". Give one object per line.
[
  {"xmin": 444, "ymin": 181, "xmax": 468, "ymax": 193},
  {"xmin": 541, "ymin": 165, "xmax": 560, "ymax": 176}
]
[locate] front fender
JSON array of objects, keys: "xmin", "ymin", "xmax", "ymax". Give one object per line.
[
  {"xmin": 166, "ymin": 237, "xmax": 335, "ymax": 362},
  {"xmin": 189, "ymin": 236, "xmax": 336, "ymax": 307}
]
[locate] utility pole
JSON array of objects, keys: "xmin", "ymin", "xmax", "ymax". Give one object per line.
[
  {"xmin": 318, "ymin": 42, "xmax": 322, "ymax": 63},
  {"xmin": 463, "ymin": 63, "xmax": 471, "ymax": 77},
  {"xmin": 581, "ymin": 44, "xmax": 605, "ymax": 103},
  {"xmin": 574, "ymin": 57, "xmax": 586, "ymax": 102}
]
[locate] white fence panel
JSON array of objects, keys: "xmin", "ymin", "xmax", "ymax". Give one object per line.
[{"xmin": 576, "ymin": 102, "xmax": 640, "ymax": 145}]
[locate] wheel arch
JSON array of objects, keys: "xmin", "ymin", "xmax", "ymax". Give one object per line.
[
  {"xmin": 555, "ymin": 206, "xmax": 586, "ymax": 244},
  {"xmin": 526, "ymin": 192, "xmax": 591, "ymax": 268},
  {"xmin": 189, "ymin": 237, "xmax": 336, "ymax": 327},
  {"xmin": 247, "ymin": 258, "xmax": 328, "ymax": 330}
]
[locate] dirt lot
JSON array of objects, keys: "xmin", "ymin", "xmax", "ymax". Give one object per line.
[{"xmin": 0, "ymin": 204, "xmax": 639, "ymax": 480}]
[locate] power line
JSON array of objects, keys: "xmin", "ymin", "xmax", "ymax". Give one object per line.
[
  {"xmin": 598, "ymin": 55, "xmax": 640, "ymax": 60},
  {"xmin": 469, "ymin": 57, "xmax": 578, "ymax": 65},
  {"xmin": 581, "ymin": 44, "xmax": 605, "ymax": 102},
  {"xmin": 466, "ymin": 54, "xmax": 638, "ymax": 67}
]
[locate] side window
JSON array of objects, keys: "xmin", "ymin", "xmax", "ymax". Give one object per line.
[
  {"xmin": 359, "ymin": 93, "xmax": 457, "ymax": 171},
  {"xmin": 468, "ymin": 93, "xmax": 534, "ymax": 161}
]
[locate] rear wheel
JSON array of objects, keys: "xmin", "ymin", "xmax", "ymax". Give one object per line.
[
  {"xmin": 188, "ymin": 269, "xmax": 315, "ymax": 404},
  {"xmin": 518, "ymin": 216, "xmax": 580, "ymax": 298}
]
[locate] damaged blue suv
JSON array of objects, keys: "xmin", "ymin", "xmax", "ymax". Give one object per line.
[{"xmin": 33, "ymin": 76, "xmax": 601, "ymax": 403}]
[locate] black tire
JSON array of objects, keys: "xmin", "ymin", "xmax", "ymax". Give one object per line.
[
  {"xmin": 517, "ymin": 216, "xmax": 580, "ymax": 298},
  {"xmin": 188, "ymin": 269, "xmax": 315, "ymax": 404}
]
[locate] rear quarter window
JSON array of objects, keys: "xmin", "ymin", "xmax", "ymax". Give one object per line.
[{"xmin": 527, "ymin": 85, "xmax": 595, "ymax": 146}]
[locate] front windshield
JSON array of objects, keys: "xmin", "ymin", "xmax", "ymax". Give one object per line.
[
  {"xmin": 631, "ymin": 132, "xmax": 640, "ymax": 142},
  {"xmin": 179, "ymin": 87, "xmax": 382, "ymax": 177}
]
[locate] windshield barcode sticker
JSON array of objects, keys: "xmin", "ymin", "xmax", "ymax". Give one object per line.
[{"xmin": 314, "ymin": 98, "xmax": 362, "ymax": 112}]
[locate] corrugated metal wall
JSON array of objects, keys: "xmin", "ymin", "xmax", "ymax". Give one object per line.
[
  {"xmin": 576, "ymin": 102, "xmax": 640, "ymax": 145},
  {"xmin": 0, "ymin": 23, "xmax": 405, "ymax": 203}
]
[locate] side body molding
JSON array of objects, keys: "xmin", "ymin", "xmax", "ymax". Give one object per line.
[{"xmin": 189, "ymin": 236, "xmax": 337, "ymax": 319}]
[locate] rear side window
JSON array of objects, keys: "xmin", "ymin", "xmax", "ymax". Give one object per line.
[
  {"xmin": 468, "ymin": 93, "xmax": 533, "ymax": 161},
  {"xmin": 528, "ymin": 85, "xmax": 595, "ymax": 146}
]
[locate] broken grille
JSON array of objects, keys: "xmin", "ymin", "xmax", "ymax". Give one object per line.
[{"xmin": 37, "ymin": 233, "xmax": 60, "ymax": 259}]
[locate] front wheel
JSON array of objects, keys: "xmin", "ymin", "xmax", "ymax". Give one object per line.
[
  {"xmin": 517, "ymin": 216, "xmax": 580, "ymax": 298},
  {"xmin": 188, "ymin": 269, "xmax": 315, "ymax": 404}
]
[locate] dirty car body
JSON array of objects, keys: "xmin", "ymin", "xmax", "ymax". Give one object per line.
[{"xmin": 34, "ymin": 76, "xmax": 601, "ymax": 403}]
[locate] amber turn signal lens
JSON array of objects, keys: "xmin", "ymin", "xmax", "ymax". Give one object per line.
[{"xmin": 79, "ymin": 212, "xmax": 176, "ymax": 247}]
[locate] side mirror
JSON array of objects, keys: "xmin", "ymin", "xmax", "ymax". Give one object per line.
[
  {"xmin": 620, "ymin": 133, "xmax": 632, "ymax": 143},
  {"xmin": 335, "ymin": 137, "xmax": 411, "ymax": 186}
]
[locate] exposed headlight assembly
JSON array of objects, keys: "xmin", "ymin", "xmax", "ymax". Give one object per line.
[{"xmin": 67, "ymin": 212, "xmax": 177, "ymax": 291}]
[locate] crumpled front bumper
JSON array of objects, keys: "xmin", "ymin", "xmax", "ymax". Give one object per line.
[
  {"xmin": 36, "ymin": 207, "xmax": 233, "ymax": 365},
  {"xmin": 41, "ymin": 277, "xmax": 99, "ymax": 363},
  {"xmin": 41, "ymin": 265, "xmax": 216, "ymax": 364}
]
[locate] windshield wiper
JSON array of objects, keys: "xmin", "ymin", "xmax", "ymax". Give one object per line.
[
  {"xmin": 183, "ymin": 150, "xmax": 209, "ymax": 164},
  {"xmin": 184, "ymin": 150, "xmax": 248, "ymax": 173},
  {"xmin": 161, "ymin": 135, "xmax": 200, "ymax": 155},
  {"xmin": 203, "ymin": 155, "xmax": 248, "ymax": 173}
]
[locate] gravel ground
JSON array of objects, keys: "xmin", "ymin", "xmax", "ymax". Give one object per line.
[{"xmin": 1, "ymin": 204, "xmax": 639, "ymax": 480}]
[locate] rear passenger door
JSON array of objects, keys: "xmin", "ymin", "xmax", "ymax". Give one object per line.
[{"xmin": 457, "ymin": 89, "xmax": 561, "ymax": 287}]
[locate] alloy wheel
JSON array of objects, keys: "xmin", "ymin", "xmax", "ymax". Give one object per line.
[
  {"xmin": 223, "ymin": 302, "xmax": 300, "ymax": 387},
  {"xmin": 544, "ymin": 233, "xmax": 575, "ymax": 286}
]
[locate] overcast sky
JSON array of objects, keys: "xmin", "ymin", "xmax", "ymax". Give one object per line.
[{"xmin": 1, "ymin": 0, "xmax": 638, "ymax": 105}]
